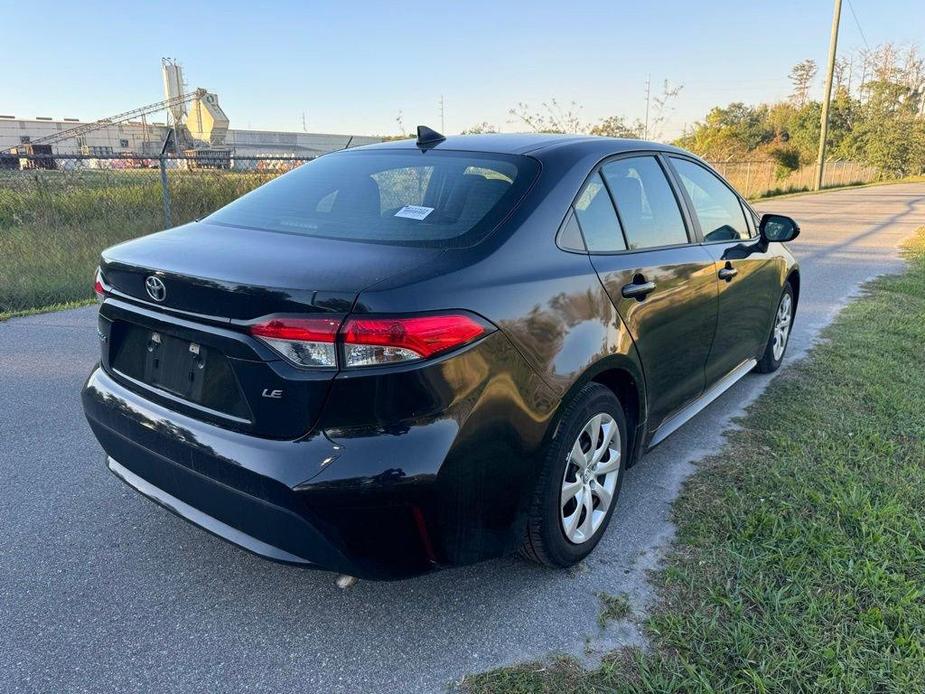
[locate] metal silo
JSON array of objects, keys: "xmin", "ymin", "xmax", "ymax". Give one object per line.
[{"xmin": 161, "ymin": 58, "xmax": 187, "ymax": 124}]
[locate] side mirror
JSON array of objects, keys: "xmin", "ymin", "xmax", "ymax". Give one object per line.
[{"xmin": 759, "ymin": 214, "xmax": 800, "ymax": 243}]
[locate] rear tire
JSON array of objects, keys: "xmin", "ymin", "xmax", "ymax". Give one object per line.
[
  {"xmin": 520, "ymin": 383, "xmax": 627, "ymax": 568},
  {"xmin": 755, "ymin": 282, "xmax": 794, "ymax": 374}
]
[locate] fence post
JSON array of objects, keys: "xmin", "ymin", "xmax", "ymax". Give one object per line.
[
  {"xmin": 159, "ymin": 155, "xmax": 172, "ymax": 228},
  {"xmin": 744, "ymin": 161, "xmax": 752, "ymax": 198}
]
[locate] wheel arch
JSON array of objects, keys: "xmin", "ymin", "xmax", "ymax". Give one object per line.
[
  {"xmin": 786, "ymin": 267, "xmax": 801, "ymax": 313},
  {"xmin": 551, "ymin": 354, "xmax": 648, "ymax": 468}
]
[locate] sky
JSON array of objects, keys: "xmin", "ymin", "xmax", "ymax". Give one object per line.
[{"xmin": 2, "ymin": 0, "xmax": 923, "ymax": 139}]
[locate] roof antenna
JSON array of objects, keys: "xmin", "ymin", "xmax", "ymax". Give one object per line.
[{"xmin": 416, "ymin": 125, "xmax": 446, "ymax": 147}]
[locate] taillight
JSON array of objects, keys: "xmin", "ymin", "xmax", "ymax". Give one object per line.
[
  {"xmin": 341, "ymin": 314, "xmax": 489, "ymax": 367},
  {"xmin": 249, "ymin": 317, "xmax": 341, "ymax": 368},
  {"xmin": 94, "ymin": 267, "xmax": 108, "ymax": 302},
  {"xmin": 248, "ymin": 313, "xmax": 492, "ymax": 369}
]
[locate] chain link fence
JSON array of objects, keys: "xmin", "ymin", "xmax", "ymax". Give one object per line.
[
  {"xmin": 1, "ymin": 154, "xmax": 312, "ymax": 315},
  {"xmin": 0, "ymin": 152, "xmax": 883, "ymax": 316},
  {"xmin": 705, "ymin": 158, "xmax": 881, "ymax": 199}
]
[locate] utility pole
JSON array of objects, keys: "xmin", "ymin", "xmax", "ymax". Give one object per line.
[
  {"xmin": 815, "ymin": 0, "xmax": 843, "ymax": 191},
  {"xmin": 643, "ymin": 74, "xmax": 651, "ymax": 140}
]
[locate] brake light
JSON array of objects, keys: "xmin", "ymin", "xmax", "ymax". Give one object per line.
[
  {"xmin": 248, "ymin": 313, "xmax": 492, "ymax": 369},
  {"xmin": 341, "ymin": 314, "xmax": 489, "ymax": 367},
  {"xmin": 249, "ymin": 317, "xmax": 341, "ymax": 368},
  {"xmin": 94, "ymin": 267, "xmax": 108, "ymax": 302}
]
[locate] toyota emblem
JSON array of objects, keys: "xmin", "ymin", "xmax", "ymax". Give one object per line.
[{"xmin": 145, "ymin": 276, "xmax": 167, "ymax": 302}]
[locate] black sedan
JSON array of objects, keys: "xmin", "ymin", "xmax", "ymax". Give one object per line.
[{"xmin": 83, "ymin": 127, "xmax": 800, "ymax": 580}]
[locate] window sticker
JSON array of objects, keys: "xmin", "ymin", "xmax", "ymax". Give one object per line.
[{"xmin": 394, "ymin": 205, "xmax": 434, "ymax": 220}]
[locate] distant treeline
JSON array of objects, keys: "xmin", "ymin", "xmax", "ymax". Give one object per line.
[
  {"xmin": 458, "ymin": 43, "xmax": 925, "ymax": 180},
  {"xmin": 676, "ymin": 44, "xmax": 925, "ymax": 179}
]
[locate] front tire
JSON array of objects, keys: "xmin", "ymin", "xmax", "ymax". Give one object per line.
[
  {"xmin": 520, "ymin": 383, "xmax": 627, "ymax": 568},
  {"xmin": 755, "ymin": 282, "xmax": 794, "ymax": 374}
]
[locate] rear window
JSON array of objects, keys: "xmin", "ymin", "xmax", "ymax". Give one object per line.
[{"xmin": 207, "ymin": 149, "xmax": 539, "ymax": 247}]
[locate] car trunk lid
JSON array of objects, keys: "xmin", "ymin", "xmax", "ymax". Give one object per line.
[
  {"xmin": 101, "ymin": 220, "xmax": 443, "ymax": 320},
  {"xmin": 98, "ymin": 221, "xmax": 443, "ymax": 438}
]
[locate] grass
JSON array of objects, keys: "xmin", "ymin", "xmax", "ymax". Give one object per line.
[
  {"xmin": 2, "ymin": 163, "xmax": 919, "ymax": 318},
  {"xmin": 751, "ymin": 173, "xmax": 925, "ymax": 202},
  {"xmin": 460, "ymin": 656, "xmax": 592, "ymax": 694},
  {"xmin": 597, "ymin": 593, "xmax": 632, "ymax": 629},
  {"xmin": 0, "ymin": 167, "xmax": 278, "ymax": 316},
  {"xmin": 463, "ymin": 227, "xmax": 925, "ymax": 693},
  {"xmin": 0, "ymin": 298, "xmax": 95, "ymax": 322}
]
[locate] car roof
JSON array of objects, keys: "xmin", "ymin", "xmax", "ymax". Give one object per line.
[{"xmin": 352, "ymin": 133, "xmax": 690, "ymax": 157}]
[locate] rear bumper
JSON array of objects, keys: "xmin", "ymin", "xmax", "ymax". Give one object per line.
[
  {"xmin": 82, "ymin": 322, "xmax": 559, "ymax": 578},
  {"xmin": 82, "ymin": 366, "xmax": 442, "ymax": 579},
  {"xmin": 107, "ymin": 457, "xmax": 314, "ymax": 565}
]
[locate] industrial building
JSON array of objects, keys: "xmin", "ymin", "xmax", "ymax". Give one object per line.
[
  {"xmin": 0, "ymin": 116, "xmax": 381, "ymax": 158},
  {"xmin": 0, "ymin": 60, "xmax": 382, "ymax": 159}
]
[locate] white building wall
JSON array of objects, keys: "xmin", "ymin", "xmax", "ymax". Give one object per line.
[{"xmin": 0, "ymin": 117, "xmax": 382, "ymax": 157}]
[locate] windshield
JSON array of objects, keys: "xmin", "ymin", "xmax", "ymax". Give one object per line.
[{"xmin": 207, "ymin": 149, "xmax": 540, "ymax": 247}]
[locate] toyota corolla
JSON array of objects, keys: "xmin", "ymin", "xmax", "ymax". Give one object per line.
[{"xmin": 82, "ymin": 127, "xmax": 800, "ymax": 580}]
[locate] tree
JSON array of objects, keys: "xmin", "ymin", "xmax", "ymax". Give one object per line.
[
  {"xmin": 461, "ymin": 122, "xmax": 499, "ymax": 135},
  {"xmin": 789, "ymin": 59, "xmax": 818, "ymax": 107},
  {"xmin": 833, "ymin": 57, "xmax": 850, "ymax": 93},
  {"xmin": 508, "ymin": 86, "xmax": 677, "ymax": 140},
  {"xmin": 589, "ymin": 115, "xmax": 643, "ymax": 138},
  {"xmin": 673, "ymin": 43, "xmax": 923, "ymax": 178},
  {"xmin": 853, "ymin": 78, "xmax": 924, "ymax": 175},
  {"xmin": 508, "ymin": 99, "xmax": 587, "ymax": 134},
  {"xmin": 675, "ymin": 102, "xmax": 774, "ymax": 159},
  {"xmin": 647, "ymin": 81, "xmax": 684, "ymax": 140}
]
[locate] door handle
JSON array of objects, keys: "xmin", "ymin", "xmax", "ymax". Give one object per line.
[
  {"xmin": 718, "ymin": 263, "xmax": 738, "ymax": 281},
  {"xmin": 621, "ymin": 278, "xmax": 657, "ymax": 300}
]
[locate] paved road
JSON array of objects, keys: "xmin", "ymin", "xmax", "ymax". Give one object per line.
[{"xmin": 2, "ymin": 183, "xmax": 924, "ymax": 693}]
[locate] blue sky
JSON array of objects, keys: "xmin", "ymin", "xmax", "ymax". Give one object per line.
[{"xmin": 2, "ymin": 0, "xmax": 922, "ymax": 138}]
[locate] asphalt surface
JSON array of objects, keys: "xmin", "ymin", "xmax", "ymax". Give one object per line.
[{"xmin": 2, "ymin": 183, "xmax": 924, "ymax": 693}]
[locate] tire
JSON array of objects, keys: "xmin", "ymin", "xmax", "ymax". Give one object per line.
[
  {"xmin": 755, "ymin": 282, "xmax": 794, "ymax": 374},
  {"xmin": 520, "ymin": 383, "xmax": 628, "ymax": 568}
]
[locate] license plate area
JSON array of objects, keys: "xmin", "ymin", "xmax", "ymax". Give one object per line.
[
  {"xmin": 109, "ymin": 321, "xmax": 252, "ymax": 421},
  {"xmin": 144, "ymin": 331, "xmax": 207, "ymax": 400}
]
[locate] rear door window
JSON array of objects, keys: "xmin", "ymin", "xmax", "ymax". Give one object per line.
[
  {"xmin": 207, "ymin": 150, "xmax": 539, "ymax": 248},
  {"xmin": 670, "ymin": 158, "xmax": 750, "ymax": 241},
  {"xmin": 573, "ymin": 173, "xmax": 626, "ymax": 252},
  {"xmin": 601, "ymin": 156, "xmax": 689, "ymax": 250}
]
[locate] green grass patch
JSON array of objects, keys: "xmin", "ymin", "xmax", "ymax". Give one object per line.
[
  {"xmin": 597, "ymin": 592, "xmax": 632, "ymax": 628},
  {"xmin": 750, "ymin": 174, "xmax": 925, "ymax": 202},
  {"xmin": 462, "ymin": 656, "xmax": 590, "ymax": 694},
  {"xmin": 0, "ymin": 297, "xmax": 95, "ymax": 322},
  {"xmin": 0, "ymin": 167, "xmax": 278, "ymax": 316},
  {"xmin": 464, "ymin": 227, "xmax": 925, "ymax": 692}
]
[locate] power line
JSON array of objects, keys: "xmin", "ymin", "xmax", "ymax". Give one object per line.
[{"xmin": 845, "ymin": 0, "xmax": 870, "ymax": 50}]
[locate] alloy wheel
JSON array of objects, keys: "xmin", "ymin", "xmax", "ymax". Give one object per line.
[
  {"xmin": 772, "ymin": 292, "xmax": 793, "ymax": 361},
  {"xmin": 560, "ymin": 412, "xmax": 621, "ymax": 544}
]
